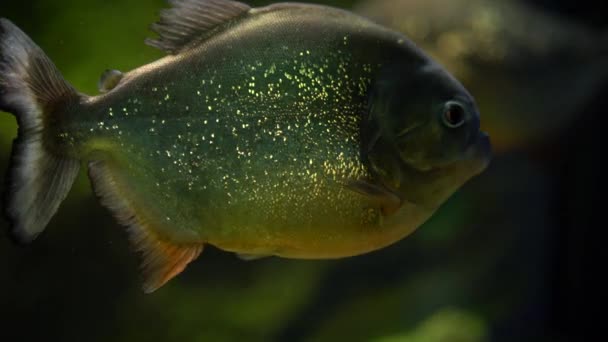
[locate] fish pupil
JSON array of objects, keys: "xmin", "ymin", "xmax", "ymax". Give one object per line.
[{"xmin": 443, "ymin": 102, "xmax": 465, "ymax": 128}]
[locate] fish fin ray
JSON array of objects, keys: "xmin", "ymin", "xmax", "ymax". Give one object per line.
[
  {"xmin": 345, "ymin": 180, "xmax": 401, "ymax": 216},
  {"xmin": 146, "ymin": 0, "xmax": 251, "ymax": 54},
  {"xmin": 88, "ymin": 160, "xmax": 203, "ymax": 293},
  {"xmin": 0, "ymin": 19, "xmax": 80, "ymax": 243}
]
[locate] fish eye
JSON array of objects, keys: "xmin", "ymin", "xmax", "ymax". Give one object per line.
[{"xmin": 442, "ymin": 101, "xmax": 466, "ymax": 128}]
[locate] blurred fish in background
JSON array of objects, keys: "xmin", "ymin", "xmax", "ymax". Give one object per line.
[
  {"xmin": 0, "ymin": 0, "xmax": 604, "ymax": 342},
  {"xmin": 356, "ymin": 0, "xmax": 608, "ymax": 151}
]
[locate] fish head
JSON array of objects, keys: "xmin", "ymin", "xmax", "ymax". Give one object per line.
[{"xmin": 366, "ymin": 61, "xmax": 491, "ymax": 208}]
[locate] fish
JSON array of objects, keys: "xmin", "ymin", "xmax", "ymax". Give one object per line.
[
  {"xmin": 356, "ymin": 0, "xmax": 608, "ymax": 151},
  {"xmin": 0, "ymin": 0, "xmax": 491, "ymax": 293}
]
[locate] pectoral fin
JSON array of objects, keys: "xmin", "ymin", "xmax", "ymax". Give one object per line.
[
  {"xmin": 346, "ymin": 180, "xmax": 402, "ymax": 216},
  {"xmin": 88, "ymin": 160, "xmax": 203, "ymax": 293}
]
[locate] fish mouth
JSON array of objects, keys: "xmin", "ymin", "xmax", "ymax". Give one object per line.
[{"xmin": 465, "ymin": 131, "xmax": 492, "ymax": 173}]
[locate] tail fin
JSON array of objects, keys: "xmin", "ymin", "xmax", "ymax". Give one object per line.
[{"xmin": 0, "ymin": 19, "xmax": 80, "ymax": 243}]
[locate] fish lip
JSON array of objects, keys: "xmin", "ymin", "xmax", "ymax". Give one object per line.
[{"xmin": 466, "ymin": 131, "xmax": 492, "ymax": 172}]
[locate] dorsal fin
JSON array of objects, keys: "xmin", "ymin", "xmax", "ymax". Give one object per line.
[
  {"xmin": 88, "ymin": 160, "xmax": 204, "ymax": 293},
  {"xmin": 146, "ymin": 0, "xmax": 251, "ymax": 54}
]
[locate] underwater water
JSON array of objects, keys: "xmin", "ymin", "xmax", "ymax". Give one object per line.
[{"xmin": 0, "ymin": 0, "xmax": 604, "ymax": 341}]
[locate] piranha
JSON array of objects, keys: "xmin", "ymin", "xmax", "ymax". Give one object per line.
[{"xmin": 0, "ymin": 0, "xmax": 491, "ymax": 293}]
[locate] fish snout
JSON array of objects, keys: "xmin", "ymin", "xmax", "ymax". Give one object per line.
[{"xmin": 466, "ymin": 131, "xmax": 492, "ymax": 172}]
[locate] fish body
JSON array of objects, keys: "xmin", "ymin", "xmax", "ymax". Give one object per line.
[
  {"xmin": 0, "ymin": 0, "xmax": 490, "ymax": 292},
  {"xmin": 62, "ymin": 5, "xmax": 425, "ymax": 258}
]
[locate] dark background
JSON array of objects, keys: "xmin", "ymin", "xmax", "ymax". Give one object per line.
[
  {"xmin": 0, "ymin": 0, "xmax": 605, "ymax": 341},
  {"xmin": 513, "ymin": 1, "xmax": 605, "ymax": 340}
]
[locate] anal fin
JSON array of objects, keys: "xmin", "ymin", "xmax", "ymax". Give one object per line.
[{"xmin": 88, "ymin": 160, "xmax": 203, "ymax": 293}]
